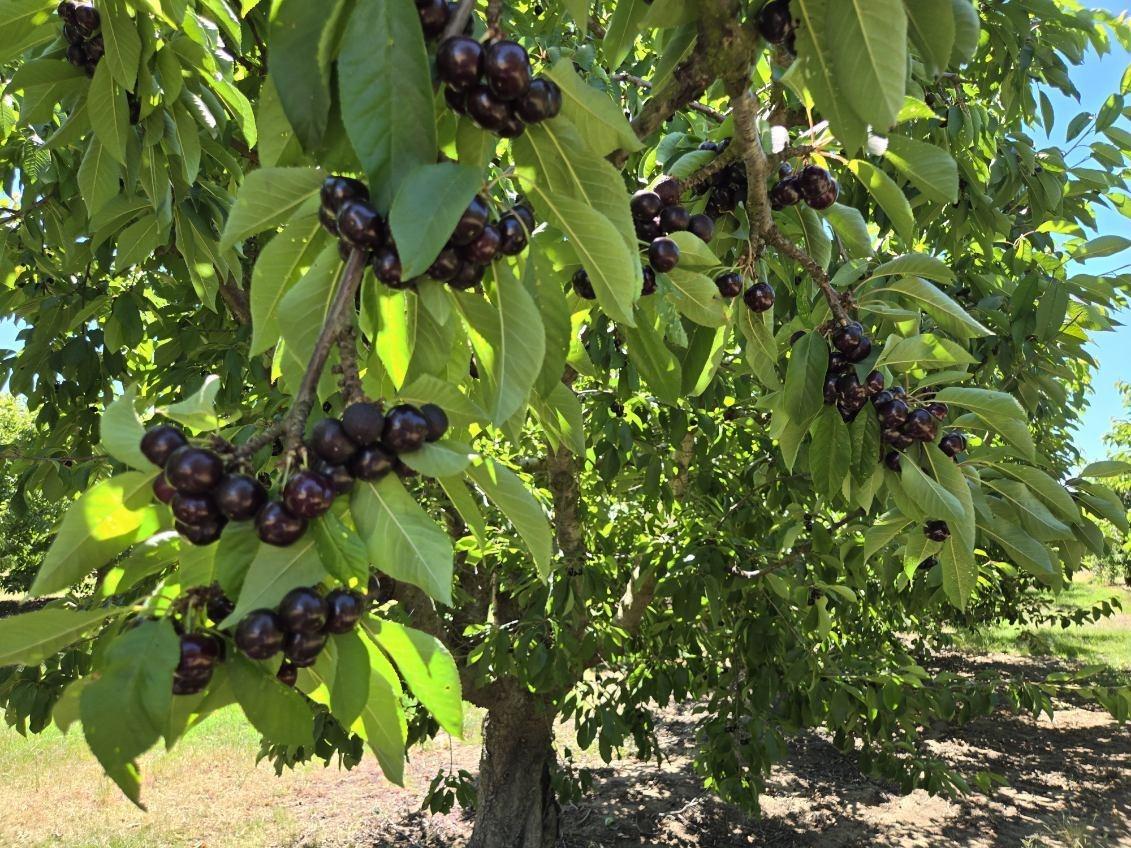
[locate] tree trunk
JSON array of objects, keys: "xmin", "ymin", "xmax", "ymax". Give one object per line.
[{"xmin": 468, "ymin": 689, "xmax": 559, "ymax": 848}]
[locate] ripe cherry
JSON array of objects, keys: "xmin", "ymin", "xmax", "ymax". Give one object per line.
[
  {"xmin": 769, "ymin": 178, "xmax": 802, "ymax": 209},
  {"xmin": 878, "ymin": 398, "xmax": 910, "ymax": 428},
  {"xmin": 171, "ymin": 492, "xmax": 219, "ymax": 525},
  {"xmin": 324, "ymin": 589, "xmax": 365, "ymax": 634},
  {"xmin": 342, "ymin": 402, "xmax": 385, "ymax": 447},
  {"xmin": 278, "ymin": 587, "xmax": 327, "ymax": 634},
  {"xmin": 451, "ymin": 195, "xmax": 491, "ymax": 246},
  {"xmin": 318, "ymin": 461, "xmax": 355, "ymax": 495},
  {"xmin": 383, "ymin": 405, "xmax": 430, "ymax": 453},
  {"xmin": 235, "ymin": 610, "xmax": 286, "ymax": 659},
  {"xmin": 213, "ymin": 474, "xmax": 267, "ymax": 521},
  {"xmin": 178, "ymin": 633, "xmax": 221, "ymax": 674},
  {"xmin": 648, "ymin": 237, "xmax": 680, "ymax": 273},
  {"xmin": 483, "ymin": 40, "xmax": 532, "ymax": 101},
  {"xmin": 744, "ymin": 282, "xmax": 775, "ymax": 312},
  {"xmin": 436, "ymin": 36, "xmax": 483, "ymax": 91},
  {"xmin": 73, "ymin": 3, "xmax": 99, "ymax": 33},
  {"xmin": 417, "ymin": 0, "xmax": 449, "ymax": 38},
  {"xmin": 572, "ymin": 269, "xmax": 596, "ymax": 299},
  {"xmin": 515, "ymin": 78, "xmax": 562, "ymax": 122},
  {"xmin": 883, "ymin": 429, "xmax": 915, "ymax": 450},
  {"xmin": 176, "ymin": 518, "xmax": 225, "ymax": 546},
  {"xmin": 256, "ymin": 502, "xmax": 307, "ymax": 546},
  {"xmin": 173, "ymin": 666, "xmax": 212, "ymax": 695},
  {"xmin": 903, "ymin": 409, "xmax": 938, "ymax": 442},
  {"xmin": 939, "ymin": 432, "xmax": 967, "ymax": 458},
  {"xmin": 153, "ymin": 476, "xmax": 177, "ymax": 504},
  {"xmin": 659, "ymin": 205, "xmax": 691, "ymax": 233},
  {"xmin": 57, "ymin": 1, "xmax": 77, "ymax": 23},
  {"xmin": 276, "ymin": 661, "xmax": 299, "ymax": 687},
  {"xmin": 371, "ymin": 247, "xmax": 404, "ymax": 286},
  {"xmin": 450, "ymin": 261, "xmax": 486, "ymax": 290},
  {"xmin": 511, "ymin": 205, "xmax": 536, "ymax": 232},
  {"xmin": 823, "ymin": 374, "xmax": 839, "ymax": 405},
  {"xmin": 631, "ymin": 191, "xmax": 663, "ymax": 221},
  {"xmin": 872, "ymin": 390, "xmax": 895, "ymax": 408},
  {"xmin": 337, "ymin": 200, "xmax": 386, "ymax": 249},
  {"xmin": 311, "ymin": 418, "xmax": 358, "ymax": 465},
  {"xmin": 831, "ymin": 322, "xmax": 865, "ymax": 355},
  {"xmin": 141, "ymin": 425, "xmax": 188, "ymax": 467},
  {"xmin": 688, "ymin": 214, "xmax": 715, "ymax": 243},
  {"xmin": 420, "ymin": 403, "xmax": 449, "ymax": 442},
  {"xmin": 350, "ymin": 445, "xmax": 396, "ymax": 481},
  {"xmin": 635, "ymin": 217, "xmax": 662, "ymax": 242},
  {"xmin": 497, "ymin": 214, "xmax": 529, "ymax": 255},
  {"xmin": 924, "ymin": 520, "xmax": 951, "ymax": 542},
  {"xmin": 757, "ymin": 0, "xmax": 793, "ymax": 44},
  {"xmin": 444, "ymin": 85, "xmax": 468, "ymax": 114},
  {"xmin": 428, "ymin": 246, "xmax": 462, "ymax": 281},
  {"xmin": 883, "ymin": 451, "xmax": 903, "ymax": 472},
  {"xmin": 466, "ymin": 84, "xmax": 510, "ymax": 131},
  {"xmin": 836, "ymin": 373, "xmax": 868, "ymax": 406},
  {"xmin": 206, "ymin": 592, "xmax": 235, "ymax": 623},
  {"xmin": 84, "ymin": 37, "xmax": 104, "ymax": 63},
  {"xmin": 828, "ymin": 352, "xmax": 852, "ymax": 374},
  {"xmin": 927, "ymin": 402, "xmax": 949, "ymax": 420},
  {"xmin": 844, "ymin": 336, "xmax": 873, "ymax": 363},
  {"xmin": 282, "ymin": 470, "xmax": 334, "ymax": 519},
  {"xmin": 641, "ymin": 267, "xmax": 658, "ymax": 296},
  {"xmin": 715, "ymin": 272, "xmax": 743, "ymax": 299},
  {"xmin": 807, "ymin": 181, "xmax": 840, "ymax": 211},
  {"xmin": 497, "ymin": 110, "xmax": 526, "ymax": 139},
  {"xmin": 321, "ymin": 176, "xmax": 368, "ymax": 215},
  {"xmin": 318, "ymin": 206, "xmax": 339, "ymax": 237},
  {"xmin": 653, "ymin": 178, "xmax": 681, "ymax": 207},
  {"xmin": 283, "ymin": 630, "xmax": 329, "ymax": 667},
  {"xmin": 797, "ymin": 165, "xmax": 835, "ymax": 202},
  {"xmin": 464, "ymin": 224, "xmax": 501, "ymax": 264},
  {"xmin": 864, "ymin": 370, "xmax": 885, "ymax": 396},
  {"xmin": 165, "ymin": 447, "xmax": 223, "ymax": 494}
]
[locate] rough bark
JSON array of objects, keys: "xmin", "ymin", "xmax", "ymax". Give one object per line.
[{"xmin": 468, "ymin": 688, "xmax": 559, "ymax": 848}]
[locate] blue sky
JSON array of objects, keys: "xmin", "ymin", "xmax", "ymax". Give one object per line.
[{"xmin": 1, "ymin": 8, "xmax": 1129, "ymax": 458}]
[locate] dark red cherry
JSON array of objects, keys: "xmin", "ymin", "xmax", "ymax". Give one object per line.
[
  {"xmin": 831, "ymin": 322, "xmax": 865, "ymax": 354},
  {"xmin": 449, "ymin": 261, "xmax": 486, "ymax": 290},
  {"xmin": 320, "ymin": 176, "xmax": 368, "ymax": 215},
  {"xmin": 844, "ymin": 336, "xmax": 873, "ymax": 363},
  {"xmin": 420, "ymin": 403, "xmax": 448, "ymax": 442},
  {"xmin": 83, "ymin": 36, "xmax": 104, "ymax": 63},
  {"xmin": 324, "ymin": 589, "xmax": 365, "ymax": 634},
  {"xmin": 515, "ymin": 78, "xmax": 562, "ymax": 123},
  {"xmin": 483, "ymin": 40, "xmax": 532, "ymax": 101},
  {"xmin": 417, "ymin": 0, "xmax": 449, "ymax": 38},
  {"xmin": 878, "ymin": 398, "xmax": 910, "ymax": 428},
  {"xmin": 939, "ymin": 432, "xmax": 967, "ymax": 458},
  {"xmin": 276, "ymin": 661, "xmax": 299, "ymax": 687},
  {"xmin": 141, "ymin": 425, "xmax": 188, "ymax": 468},
  {"xmin": 648, "ymin": 237, "xmax": 680, "ymax": 273},
  {"xmin": 688, "ymin": 214, "xmax": 715, "ymax": 242},
  {"xmin": 864, "ymin": 370, "xmax": 885, "ymax": 396},
  {"xmin": 463, "ymin": 224, "xmax": 502, "ymax": 264},
  {"xmin": 630, "ymin": 191, "xmax": 663, "ymax": 221},
  {"xmin": 278, "ymin": 587, "xmax": 327, "ymax": 634},
  {"xmin": 164, "ymin": 447, "xmax": 223, "ymax": 494},
  {"xmin": 371, "ymin": 246, "xmax": 403, "ymax": 286},
  {"xmin": 73, "ymin": 3, "xmax": 99, "ymax": 33},
  {"xmin": 653, "ymin": 178, "xmax": 681, "ymax": 207},
  {"xmin": 715, "ymin": 272, "xmax": 743, "ymax": 299},
  {"xmin": 382, "ymin": 405, "xmax": 430, "ymax": 453},
  {"xmin": 572, "ymin": 268, "xmax": 596, "ymax": 300},
  {"xmin": 214, "ymin": 474, "xmax": 268, "ymax": 521},
  {"xmin": 872, "ymin": 390, "xmax": 895, "ymax": 408},
  {"xmin": 756, "ymin": 0, "xmax": 793, "ymax": 44},
  {"xmin": 827, "ymin": 352, "xmax": 852, "ymax": 374},
  {"xmin": 176, "ymin": 518, "xmax": 225, "ymax": 546},
  {"xmin": 428, "ymin": 246, "xmax": 462, "ymax": 281},
  {"xmin": 497, "ymin": 214, "xmax": 528, "ymax": 255},
  {"xmin": 641, "ymin": 267, "xmax": 658, "ymax": 296},
  {"xmin": 342, "ymin": 402, "xmax": 385, "ymax": 447},
  {"xmin": 635, "ymin": 217, "xmax": 663, "ymax": 242},
  {"xmin": 206, "ymin": 592, "xmax": 234, "ymax": 623},
  {"xmin": 797, "ymin": 165, "xmax": 835, "ymax": 202},
  {"xmin": 883, "ymin": 451, "xmax": 903, "ymax": 472},
  {"xmin": 743, "ymin": 282, "xmax": 775, "ymax": 312},
  {"xmin": 311, "ymin": 418, "xmax": 358, "ymax": 465},
  {"xmin": 451, "ymin": 195, "xmax": 491, "ymax": 246},
  {"xmin": 337, "ymin": 201, "xmax": 385, "ymax": 249},
  {"xmin": 171, "ymin": 492, "xmax": 219, "ymax": 525},
  {"xmin": 444, "ymin": 85, "xmax": 468, "ymax": 114},
  {"xmin": 807, "ymin": 180, "xmax": 840, "ymax": 211},
  {"xmin": 317, "ymin": 461, "xmax": 355, "ymax": 495},
  {"xmin": 927, "ymin": 402, "xmax": 949, "ymax": 420},
  {"xmin": 883, "ymin": 429, "xmax": 915, "ymax": 450},
  {"xmin": 153, "ymin": 475, "xmax": 177, "ymax": 504},
  {"xmin": 349, "ymin": 445, "xmax": 396, "ymax": 481},
  {"xmin": 283, "ymin": 630, "xmax": 329, "ymax": 667},
  {"xmin": 769, "ymin": 177, "xmax": 802, "ymax": 209},
  {"xmin": 318, "ymin": 205, "xmax": 339, "ymax": 237},
  {"xmin": 172, "ymin": 666, "xmax": 212, "ymax": 695},
  {"xmin": 57, "ymin": 1, "xmax": 78, "ymax": 23},
  {"xmin": 235, "ymin": 610, "xmax": 286, "ymax": 659},
  {"xmin": 903, "ymin": 409, "xmax": 938, "ymax": 442},
  {"xmin": 924, "ymin": 520, "xmax": 950, "ymax": 542},
  {"xmin": 659, "ymin": 205, "xmax": 691, "ymax": 234},
  {"xmin": 282, "ymin": 470, "xmax": 334, "ymax": 519},
  {"xmin": 511, "ymin": 205, "xmax": 536, "ymax": 233},
  {"xmin": 436, "ymin": 36, "xmax": 483, "ymax": 91},
  {"xmin": 256, "ymin": 502, "xmax": 307, "ymax": 546},
  {"xmin": 823, "ymin": 374, "xmax": 839, "ymax": 405},
  {"xmin": 466, "ymin": 84, "xmax": 510, "ymax": 131},
  {"xmin": 178, "ymin": 633, "xmax": 221, "ymax": 674}
]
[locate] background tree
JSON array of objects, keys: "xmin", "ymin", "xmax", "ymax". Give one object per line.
[{"xmin": 1, "ymin": 1, "xmax": 1131, "ymax": 847}]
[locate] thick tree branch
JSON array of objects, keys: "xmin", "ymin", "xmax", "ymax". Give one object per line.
[{"xmin": 218, "ymin": 279, "xmax": 251, "ymax": 325}]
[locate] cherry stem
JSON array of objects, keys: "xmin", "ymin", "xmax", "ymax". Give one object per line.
[
  {"xmin": 282, "ymin": 248, "xmax": 369, "ymax": 455},
  {"xmin": 441, "ymin": 0, "xmax": 476, "ymax": 41},
  {"xmin": 486, "ymin": 0, "xmax": 502, "ymax": 39}
]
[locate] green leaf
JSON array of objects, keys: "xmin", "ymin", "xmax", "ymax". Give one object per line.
[
  {"xmin": 400, "ymin": 440, "xmax": 475, "ymax": 478},
  {"xmin": 904, "ymin": 0, "xmax": 955, "ymax": 78},
  {"xmin": 486, "ymin": 260, "xmax": 545, "ymax": 424},
  {"xmin": 353, "ymin": 632, "xmax": 408, "ymax": 784},
  {"xmin": 437, "ymin": 476, "xmax": 488, "ymax": 550},
  {"xmin": 250, "ymin": 199, "xmax": 327, "ymax": 355},
  {"xmin": 311, "ymin": 512, "xmax": 371, "ymax": 587},
  {"xmin": 873, "ymin": 333, "xmax": 978, "ymax": 370},
  {"xmin": 880, "ymin": 277, "xmax": 992, "ymax": 339},
  {"xmin": 302, "ymin": 630, "xmax": 371, "ymax": 728},
  {"xmin": 533, "ymin": 381, "xmax": 587, "ymax": 455},
  {"xmin": 467, "ymin": 457, "xmax": 554, "ymax": 579},
  {"xmin": 0, "ymin": 606, "xmax": 125, "ymax": 667},
  {"xmin": 220, "ymin": 536, "xmax": 328, "ymax": 628},
  {"xmin": 623, "ymin": 302, "xmax": 683, "ymax": 405},
  {"xmin": 899, "ymin": 459, "xmax": 964, "ymax": 526},
  {"xmin": 981, "ymin": 478, "xmax": 1072, "ymax": 542},
  {"xmin": 100, "ymin": 0, "xmax": 141, "ymax": 91},
  {"xmin": 938, "ymin": 534, "xmax": 978, "ymax": 608},
  {"xmin": 666, "ymin": 230, "xmax": 720, "ymax": 268},
  {"xmin": 100, "ymin": 386, "xmax": 149, "ymax": 470},
  {"xmin": 978, "ymin": 508, "xmax": 1058, "ymax": 584},
  {"xmin": 32, "ymin": 472, "xmax": 164, "ymax": 596},
  {"xmin": 826, "ymin": 0, "xmax": 907, "ymax": 129},
  {"xmin": 664, "ymin": 268, "xmax": 727, "ymax": 327},
  {"xmin": 993, "ymin": 464, "xmax": 1081, "ymax": 525},
  {"xmin": 278, "ymin": 245, "xmax": 342, "ymax": 395},
  {"xmin": 351, "ymin": 476, "xmax": 454, "ymax": 605},
  {"xmin": 883, "ymin": 134, "xmax": 959, "ymax": 204},
  {"xmin": 77, "ymin": 136, "xmax": 121, "ymax": 218},
  {"xmin": 268, "ymin": 0, "xmax": 342, "ymax": 149},
  {"xmin": 810, "ymin": 407, "xmax": 852, "ymax": 499},
  {"xmin": 88, "ymin": 61, "xmax": 129, "ymax": 165},
  {"xmin": 602, "ymin": 0, "xmax": 647, "ymax": 69},
  {"xmin": 784, "ymin": 332, "xmax": 829, "ymax": 426},
  {"xmin": 338, "ymin": 0, "xmax": 436, "ymax": 209},
  {"xmin": 364, "ymin": 616, "xmax": 462, "ymax": 738},
  {"xmin": 824, "ymin": 203, "xmax": 873, "ymax": 258},
  {"xmin": 546, "ymin": 60, "xmax": 642, "ymax": 156},
  {"xmin": 228, "ymin": 654, "xmax": 315, "ymax": 749},
  {"xmin": 846, "ymin": 160, "xmax": 914, "ymax": 244},
  {"xmin": 1079, "ymin": 460, "xmax": 1131, "ymax": 479},
  {"xmin": 868, "ymin": 253, "xmax": 954, "ymax": 283},
  {"xmin": 1071, "ymin": 235, "xmax": 1131, "ymax": 262},
  {"xmin": 739, "ymin": 303, "xmax": 781, "ymax": 389},
  {"xmin": 219, "ymin": 167, "xmax": 324, "ymax": 251},
  {"xmin": 80, "ymin": 621, "xmax": 179, "ymax": 806},
  {"xmin": 389, "ymin": 163, "xmax": 484, "ymax": 278},
  {"xmin": 98, "ymin": 532, "xmax": 180, "ymax": 597},
  {"xmin": 949, "ymin": 0, "xmax": 980, "ymax": 66},
  {"xmin": 113, "ymin": 214, "xmax": 165, "ymax": 272},
  {"xmin": 934, "ymin": 387, "xmax": 1035, "ymax": 459},
  {"xmin": 159, "ymin": 375, "xmax": 222, "ymax": 432}
]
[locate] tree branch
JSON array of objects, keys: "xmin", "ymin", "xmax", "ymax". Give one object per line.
[
  {"xmin": 441, "ymin": 0, "xmax": 476, "ymax": 41},
  {"xmin": 218, "ymin": 279, "xmax": 251, "ymax": 325},
  {"xmin": 612, "ymin": 73, "xmax": 726, "ymax": 122},
  {"xmin": 680, "ymin": 143, "xmax": 741, "ymax": 195}
]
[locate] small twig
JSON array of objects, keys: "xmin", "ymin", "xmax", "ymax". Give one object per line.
[
  {"xmin": 441, "ymin": 0, "xmax": 476, "ymax": 41},
  {"xmin": 485, "ymin": 0, "xmax": 502, "ymax": 39},
  {"xmin": 234, "ymin": 419, "xmax": 286, "ymax": 461},
  {"xmin": 612, "ymin": 72, "xmax": 727, "ymax": 122},
  {"xmin": 680, "ymin": 143, "xmax": 741, "ymax": 194},
  {"xmin": 764, "ymin": 227, "xmax": 851, "ymax": 325},
  {"xmin": 282, "ymin": 248, "xmax": 368, "ymax": 453}
]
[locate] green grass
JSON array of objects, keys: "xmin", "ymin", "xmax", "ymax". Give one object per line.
[{"xmin": 956, "ymin": 574, "xmax": 1131, "ymax": 671}]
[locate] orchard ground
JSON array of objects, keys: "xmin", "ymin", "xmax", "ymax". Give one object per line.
[{"xmin": 1, "ymin": 576, "xmax": 1128, "ymax": 848}]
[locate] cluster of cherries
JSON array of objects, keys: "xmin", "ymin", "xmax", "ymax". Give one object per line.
[
  {"xmin": 769, "ymin": 163, "xmax": 840, "ymax": 212},
  {"xmin": 695, "ymin": 143, "xmax": 750, "ymax": 219},
  {"xmin": 141, "ymin": 399, "xmax": 449, "ymax": 549},
  {"xmin": 438, "ymin": 37, "xmax": 562, "ymax": 138},
  {"xmin": 57, "ymin": 1, "xmax": 103, "ymax": 77},
  {"xmin": 320, "ymin": 176, "xmax": 533, "ymax": 291},
  {"xmin": 168, "ymin": 583, "xmax": 367, "ymax": 695},
  {"xmin": 717, "ymin": 272, "xmax": 776, "ymax": 313},
  {"xmin": 756, "ymin": 0, "xmax": 797, "ymax": 53}
]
